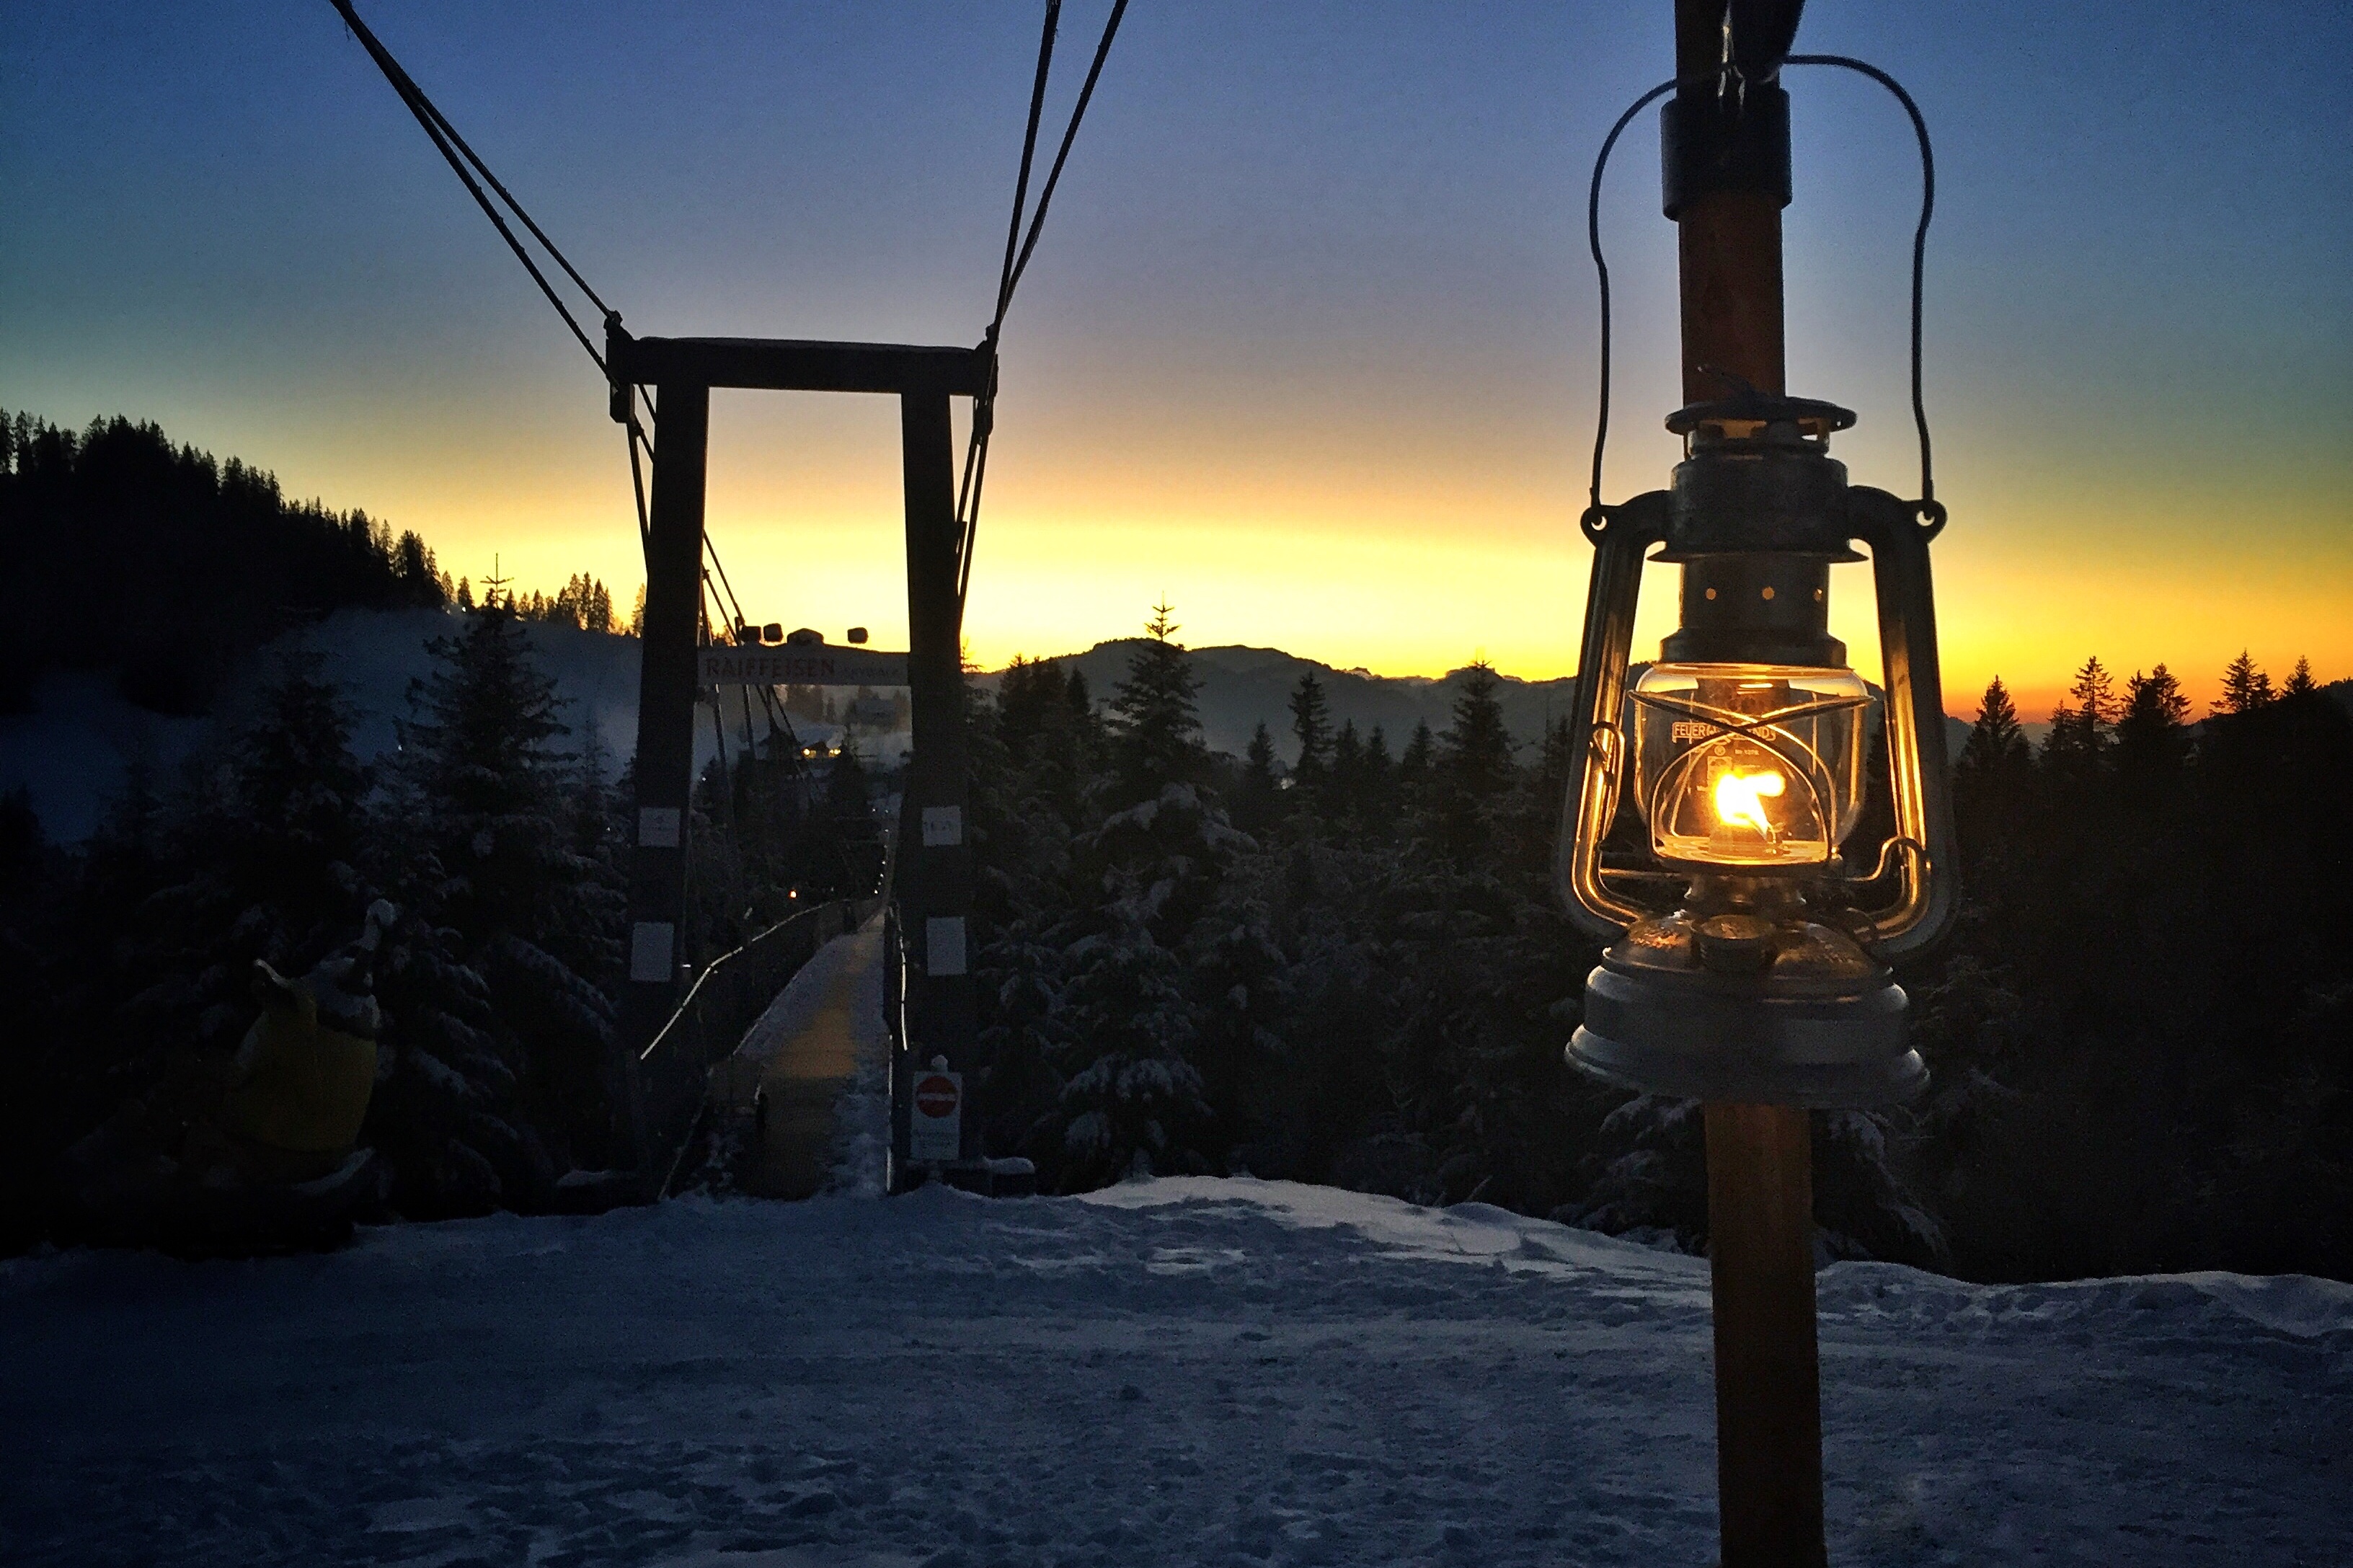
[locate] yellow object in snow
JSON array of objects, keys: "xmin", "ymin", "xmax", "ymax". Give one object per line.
[{"xmin": 222, "ymin": 975, "xmax": 379, "ymax": 1157}]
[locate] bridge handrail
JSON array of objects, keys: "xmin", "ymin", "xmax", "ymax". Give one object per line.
[{"xmin": 635, "ymin": 884, "xmax": 891, "ymax": 1192}]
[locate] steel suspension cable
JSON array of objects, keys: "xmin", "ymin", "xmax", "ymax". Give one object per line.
[
  {"xmin": 329, "ymin": 0, "xmax": 663, "ymax": 569},
  {"xmin": 995, "ymin": 3, "xmax": 1062, "ymax": 325},
  {"xmin": 329, "ymin": 0, "xmax": 611, "ymax": 375},
  {"xmin": 953, "ymin": 0, "xmax": 1130, "ymax": 621},
  {"xmin": 335, "ymin": 0, "xmax": 1130, "ymax": 638},
  {"xmin": 1001, "ymin": 0, "xmax": 1129, "ymax": 314}
]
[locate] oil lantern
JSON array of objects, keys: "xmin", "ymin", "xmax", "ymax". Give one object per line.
[{"xmin": 1558, "ymin": 386, "xmax": 1957, "ymax": 1107}]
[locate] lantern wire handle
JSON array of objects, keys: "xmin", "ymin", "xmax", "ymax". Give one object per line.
[
  {"xmin": 1582, "ymin": 74, "xmax": 1683, "ymax": 536},
  {"xmin": 1583, "ymin": 56, "xmax": 1941, "ymax": 533}
]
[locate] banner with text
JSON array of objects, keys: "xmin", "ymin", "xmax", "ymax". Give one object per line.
[{"xmin": 699, "ymin": 645, "xmax": 908, "ymax": 688}]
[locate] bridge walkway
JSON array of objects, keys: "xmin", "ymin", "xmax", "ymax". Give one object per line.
[{"xmin": 712, "ymin": 913, "xmax": 888, "ymax": 1198}]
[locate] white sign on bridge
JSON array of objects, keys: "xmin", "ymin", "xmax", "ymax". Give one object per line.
[
  {"xmin": 699, "ymin": 644, "xmax": 908, "ymax": 688},
  {"xmin": 909, "ymin": 1069, "xmax": 962, "ymax": 1161}
]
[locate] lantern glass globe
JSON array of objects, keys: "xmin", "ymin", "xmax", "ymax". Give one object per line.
[{"xmin": 1629, "ymin": 663, "xmax": 1873, "ymax": 871}]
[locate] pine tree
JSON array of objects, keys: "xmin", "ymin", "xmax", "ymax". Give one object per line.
[
  {"xmin": 2042, "ymin": 654, "xmax": 2115, "ymax": 786},
  {"xmin": 229, "ymin": 656, "xmax": 373, "ymax": 934},
  {"xmin": 1358, "ymin": 725, "xmax": 1396, "ymax": 833},
  {"xmin": 1234, "ymin": 722, "xmax": 1281, "ymax": 838},
  {"xmin": 109, "ymin": 663, "xmax": 376, "ymax": 1072},
  {"xmin": 1053, "ymin": 913, "xmax": 1211, "ymax": 1187},
  {"xmin": 1329, "ymin": 719, "xmax": 1363, "ymax": 822},
  {"xmin": 1107, "ymin": 603, "xmax": 1205, "ymax": 806},
  {"xmin": 1398, "ymin": 719, "xmax": 1435, "ymax": 799},
  {"xmin": 996, "ymin": 655, "xmax": 1051, "ymax": 745},
  {"xmin": 1288, "ymin": 669, "xmax": 1331, "ymax": 799},
  {"xmin": 1959, "ymin": 676, "xmax": 2029, "ymax": 775},
  {"xmin": 2115, "ymin": 664, "xmax": 2191, "ymax": 787},
  {"xmin": 1184, "ymin": 895, "xmax": 1291, "ymax": 1168},
  {"xmin": 2071, "ymin": 654, "xmax": 2117, "ymax": 726},
  {"xmin": 1568, "ymin": 1096, "xmax": 1710, "ymax": 1248},
  {"xmin": 389, "ymin": 603, "xmax": 623, "ymax": 1179},
  {"xmin": 1812, "ymin": 1109, "xmax": 1949, "ymax": 1264},
  {"xmin": 2283, "ymin": 656, "xmax": 2318, "ymax": 698},
  {"xmin": 574, "ymin": 710, "xmax": 616, "ymax": 861},
  {"xmin": 1441, "ymin": 664, "xmax": 1516, "ymax": 799},
  {"xmin": 1434, "ymin": 663, "xmax": 1515, "ymax": 863},
  {"xmin": 1956, "ymin": 676, "xmax": 2035, "ymax": 866},
  {"xmin": 397, "ymin": 608, "xmax": 577, "ymax": 938},
  {"xmin": 2215, "ymin": 650, "xmax": 2274, "ymax": 715}
]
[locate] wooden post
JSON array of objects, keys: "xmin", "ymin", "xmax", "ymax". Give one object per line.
[
  {"xmin": 1672, "ymin": 3, "xmax": 1826, "ymax": 1564},
  {"xmin": 1704, "ymin": 1102, "xmax": 1825, "ymax": 1566},
  {"xmin": 897, "ymin": 390, "xmax": 979, "ymax": 1161},
  {"xmin": 621, "ymin": 380, "xmax": 711, "ymax": 1164}
]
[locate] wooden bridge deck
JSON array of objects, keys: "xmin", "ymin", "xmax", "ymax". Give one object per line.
[{"xmin": 714, "ymin": 918, "xmax": 883, "ymax": 1199}]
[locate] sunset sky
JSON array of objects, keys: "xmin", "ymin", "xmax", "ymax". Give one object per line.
[{"xmin": 6, "ymin": 1, "xmax": 2348, "ymax": 718}]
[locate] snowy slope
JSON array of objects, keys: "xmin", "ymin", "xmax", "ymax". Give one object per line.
[
  {"xmin": 0, "ymin": 608, "xmax": 897, "ymax": 842},
  {"xmin": 2, "ymin": 1180, "xmax": 2347, "ymax": 1567}
]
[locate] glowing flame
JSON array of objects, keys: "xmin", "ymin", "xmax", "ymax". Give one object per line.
[{"xmin": 1713, "ymin": 769, "xmax": 1786, "ymax": 838}]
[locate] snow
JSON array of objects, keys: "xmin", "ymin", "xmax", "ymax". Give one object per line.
[
  {"xmin": 2, "ymin": 1173, "xmax": 2347, "ymax": 1566},
  {"xmin": 4, "ymin": 722, "xmax": 2347, "ymax": 1567},
  {"xmin": 0, "ymin": 608, "xmax": 912, "ymax": 842},
  {"xmin": 734, "ymin": 924, "xmax": 882, "ymax": 1076}
]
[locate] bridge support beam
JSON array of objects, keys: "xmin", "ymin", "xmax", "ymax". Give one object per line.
[
  {"xmin": 896, "ymin": 391, "xmax": 980, "ymax": 1161},
  {"xmin": 619, "ymin": 381, "xmax": 710, "ymax": 1166}
]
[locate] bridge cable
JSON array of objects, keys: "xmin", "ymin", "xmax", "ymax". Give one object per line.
[
  {"xmin": 329, "ymin": 1, "xmax": 611, "ymax": 373},
  {"xmin": 331, "ymin": 0, "xmax": 1128, "ymax": 645},
  {"xmin": 329, "ymin": 1, "xmax": 663, "ymax": 563},
  {"xmin": 954, "ymin": 0, "xmax": 1130, "ymax": 621}
]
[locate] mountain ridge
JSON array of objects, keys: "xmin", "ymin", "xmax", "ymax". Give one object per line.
[
  {"xmin": 972, "ymin": 638, "xmax": 1998, "ymax": 764},
  {"xmin": 973, "ymin": 639, "xmax": 1580, "ymax": 762}
]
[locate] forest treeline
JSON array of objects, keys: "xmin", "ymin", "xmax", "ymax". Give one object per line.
[
  {"xmin": 3, "ymin": 409, "xmax": 2347, "ymax": 1280},
  {"xmin": 954, "ymin": 618, "xmax": 2353, "ymax": 1281},
  {"xmin": 0, "ymin": 409, "xmax": 627, "ymax": 715},
  {"xmin": 4, "ymin": 595, "xmax": 2347, "ymax": 1278},
  {"xmin": 0, "ymin": 411, "xmax": 443, "ymax": 714}
]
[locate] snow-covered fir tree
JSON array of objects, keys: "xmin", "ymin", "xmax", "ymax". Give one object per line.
[{"xmin": 381, "ymin": 603, "xmax": 624, "ymax": 1194}]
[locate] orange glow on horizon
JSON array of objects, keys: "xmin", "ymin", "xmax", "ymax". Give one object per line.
[{"xmin": 204, "ymin": 373, "xmax": 2348, "ymax": 725}]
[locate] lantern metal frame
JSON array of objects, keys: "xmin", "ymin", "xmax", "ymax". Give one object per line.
[{"xmin": 1556, "ymin": 391, "xmax": 1958, "ymax": 1109}]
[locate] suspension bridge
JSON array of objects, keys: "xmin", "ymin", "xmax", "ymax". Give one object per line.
[{"xmin": 330, "ymin": 0, "xmax": 1128, "ymax": 1199}]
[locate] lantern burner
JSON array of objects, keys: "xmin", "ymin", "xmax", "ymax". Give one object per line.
[{"xmin": 1573, "ymin": 895, "xmax": 1920, "ymax": 1109}]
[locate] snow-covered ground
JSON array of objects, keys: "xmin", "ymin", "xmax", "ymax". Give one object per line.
[
  {"xmin": 4, "ymin": 920, "xmax": 2347, "ymax": 1564},
  {"xmin": 2, "ymin": 1172, "xmax": 2347, "ymax": 1566}
]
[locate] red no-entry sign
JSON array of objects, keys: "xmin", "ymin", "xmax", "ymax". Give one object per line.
[{"xmin": 915, "ymin": 1074, "xmax": 960, "ymax": 1118}]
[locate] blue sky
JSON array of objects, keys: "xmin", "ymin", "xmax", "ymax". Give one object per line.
[{"xmin": 5, "ymin": 1, "xmax": 2348, "ymax": 709}]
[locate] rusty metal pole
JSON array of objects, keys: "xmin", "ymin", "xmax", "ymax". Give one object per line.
[{"xmin": 1670, "ymin": 3, "xmax": 1827, "ymax": 1564}]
